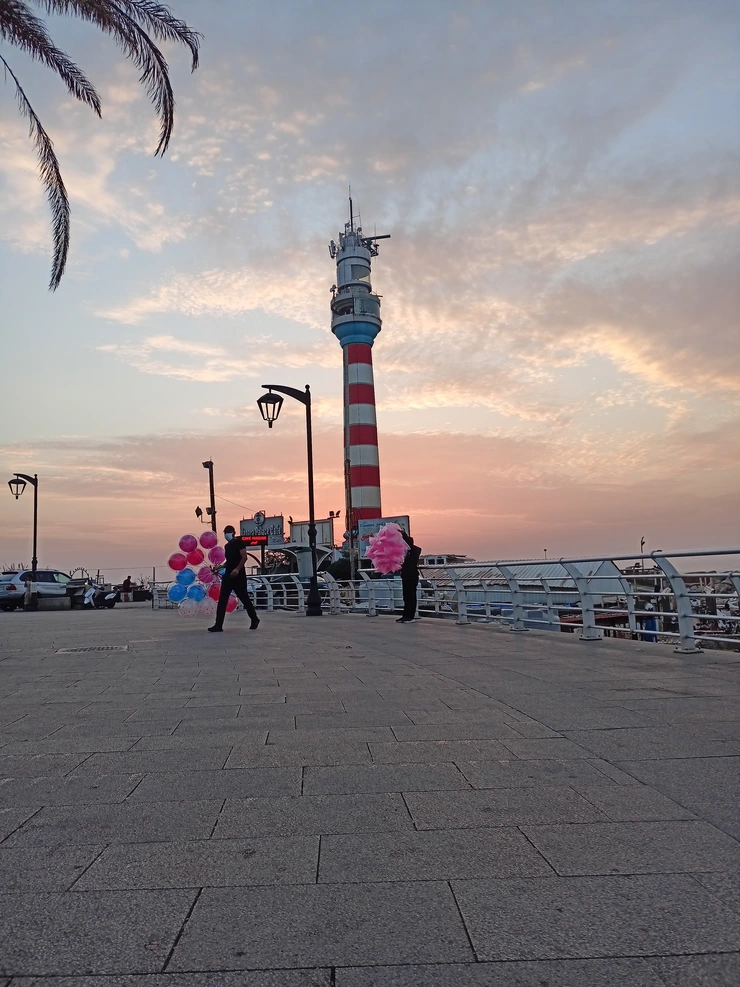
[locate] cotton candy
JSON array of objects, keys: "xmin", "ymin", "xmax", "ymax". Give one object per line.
[{"xmin": 366, "ymin": 523, "xmax": 407, "ymax": 574}]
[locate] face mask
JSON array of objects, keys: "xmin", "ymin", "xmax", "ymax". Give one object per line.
[{"xmin": 224, "ymin": 532, "xmax": 234, "ymax": 541}]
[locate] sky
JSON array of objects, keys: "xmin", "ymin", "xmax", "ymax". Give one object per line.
[{"xmin": 1, "ymin": 0, "xmax": 739, "ymax": 577}]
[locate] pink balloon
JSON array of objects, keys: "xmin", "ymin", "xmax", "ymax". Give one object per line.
[
  {"xmin": 179, "ymin": 534, "xmax": 198, "ymax": 553},
  {"xmin": 168, "ymin": 552, "xmax": 187, "ymax": 572},
  {"xmin": 197, "ymin": 565, "xmax": 214, "ymax": 584},
  {"xmin": 207, "ymin": 583, "xmax": 221, "ymax": 601},
  {"xmin": 200, "ymin": 530, "xmax": 218, "ymax": 550},
  {"xmin": 225, "ymin": 594, "xmax": 238, "ymax": 614},
  {"xmin": 187, "ymin": 548, "xmax": 205, "ymax": 566},
  {"xmin": 208, "ymin": 546, "xmax": 226, "ymax": 565},
  {"xmin": 199, "ymin": 598, "xmax": 216, "ymax": 617}
]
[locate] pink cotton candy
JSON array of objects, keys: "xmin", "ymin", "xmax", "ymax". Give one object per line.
[{"xmin": 366, "ymin": 523, "xmax": 407, "ymax": 574}]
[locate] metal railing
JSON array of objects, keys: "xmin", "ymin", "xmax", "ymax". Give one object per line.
[{"xmin": 150, "ymin": 549, "xmax": 740, "ymax": 654}]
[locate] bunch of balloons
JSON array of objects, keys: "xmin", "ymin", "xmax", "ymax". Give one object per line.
[
  {"xmin": 166, "ymin": 532, "xmax": 237, "ymax": 618},
  {"xmin": 365, "ymin": 523, "xmax": 408, "ymax": 574}
]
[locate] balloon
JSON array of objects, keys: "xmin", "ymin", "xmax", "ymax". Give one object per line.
[
  {"xmin": 208, "ymin": 546, "xmax": 226, "ymax": 565},
  {"xmin": 167, "ymin": 582, "xmax": 187, "ymax": 603},
  {"xmin": 186, "ymin": 548, "xmax": 205, "ymax": 566},
  {"xmin": 366, "ymin": 523, "xmax": 408, "ymax": 574},
  {"xmin": 179, "ymin": 598, "xmax": 199, "ymax": 617},
  {"xmin": 197, "ymin": 565, "xmax": 214, "ymax": 584},
  {"xmin": 168, "ymin": 553, "xmax": 187, "ymax": 572},
  {"xmin": 225, "ymin": 594, "xmax": 238, "ymax": 614},
  {"xmin": 207, "ymin": 583, "xmax": 221, "ymax": 602},
  {"xmin": 199, "ymin": 597, "xmax": 216, "ymax": 617},
  {"xmin": 175, "ymin": 567, "xmax": 196, "ymax": 586},
  {"xmin": 179, "ymin": 534, "xmax": 198, "ymax": 554},
  {"xmin": 187, "ymin": 583, "xmax": 206, "ymax": 602},
  {"xmin": 200, "ymin": 530, "xmax": 218, "ymax": 550}
]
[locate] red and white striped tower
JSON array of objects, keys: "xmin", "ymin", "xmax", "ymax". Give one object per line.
[{"xmin": 329, "ymin": 199, "xmax": 390, "ymax": 526}]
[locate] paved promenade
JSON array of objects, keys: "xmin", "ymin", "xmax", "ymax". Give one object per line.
[{"xmin": 0, "ymin": 607, "xmax": 739, "ymax": 985}]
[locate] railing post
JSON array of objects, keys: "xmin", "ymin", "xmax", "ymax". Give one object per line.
[
  {"xmin": 651, "ymin": 555, "xmax": 702, "ymax": 653},
  {"xmin": 497, "ymin": 565, "xmax": 529, "ymax": 632},
  {"xmin": 540, "ymin": 579, "xmax": 560, "ymax": 631},
  {"xmin": 288, "ymin": 574, "xmax": 304, "ymax": 612},
  {"xmin": 443, "ymin": 567, "xmax": 470, "ymax": 625},
  {"xmin": 259, "ymin": 576, "xmax": 274, "ymax": 612},
  {"xmin": 322, "ymin": 572, "xmax": 341, "ymax": 614},
  {"xmin": 560, "ymin": 562, "xmax": 600, "ymax": 641},
  {"xmin": 359, "ymin": 571, "xmax": 377, "ymax": 617}
]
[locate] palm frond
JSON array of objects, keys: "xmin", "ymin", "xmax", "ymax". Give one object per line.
[
  {"xmin": 0, "ymin": 0, "xmax": 101, "ymax": 112},
  {"xmin": 1, "ymin": 55, "xmax": 70, "ymax": 290},
  {"xmin": 43, "ymin": 1, "xmax": 200, "ymax": 153}
]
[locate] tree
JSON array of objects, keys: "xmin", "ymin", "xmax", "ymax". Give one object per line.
[{"xmin": 0, "ymin": 0, "xmax": 200, "ymax": 289}]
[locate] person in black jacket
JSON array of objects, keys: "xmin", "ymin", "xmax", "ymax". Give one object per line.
[
  {"xmin": 208, "ymin": 525, "xmax": 260, "ymax": 633},
  {"xmin": 397, "ymin": 530, "xmax": 421, "ymax": 623}
]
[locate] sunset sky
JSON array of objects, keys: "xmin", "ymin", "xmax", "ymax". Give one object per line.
[{"xmin": 1, "ymin": 0, "xmax": 738, "ymax": 577}]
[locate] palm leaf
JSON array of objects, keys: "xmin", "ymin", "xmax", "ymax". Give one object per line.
[
  {"xmin": 43, "ymin": 0, "xmax": 201, "ymax": 153},
  {"xmin": 1, "ymin": 55, "xmax": 70, "ymax": 290},
  {"xmin": 0, "ymin": 0, "xmax": 101, "ymax": 112}
]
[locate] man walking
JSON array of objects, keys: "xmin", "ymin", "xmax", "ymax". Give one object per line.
[
  {"xmin": 208, "ymin": 525, "xmax": 260, "ymax": 633},
  {"xmin": 397, "ymin": 530, "xmax": 421, "ymax": 623}
]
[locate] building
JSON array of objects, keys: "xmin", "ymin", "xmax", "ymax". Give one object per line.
[{"xmin": 329, "ymin": 198, "xmax": 390, "ymax": 530}]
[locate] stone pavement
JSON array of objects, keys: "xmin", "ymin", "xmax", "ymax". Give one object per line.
[{"xmin": 0, "ymin": 607, "xmax": 739, "ymax": 986}]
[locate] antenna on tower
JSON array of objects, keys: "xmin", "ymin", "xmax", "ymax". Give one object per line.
[{"xmin": 348, "ymin": 184, "xmax": 354, "ymax": 232}]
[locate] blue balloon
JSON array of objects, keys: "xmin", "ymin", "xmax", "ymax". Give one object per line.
[
  {"xmin": 176, "ymin": 567, "xmax": 196, "ymax": 586},
  {"xmin": 187, "ymin": 583, "xmax": 206, "ymax": 602},
  {"xmin": 167, "ymin": 582, "xmax": 187, "ymax": 602}
]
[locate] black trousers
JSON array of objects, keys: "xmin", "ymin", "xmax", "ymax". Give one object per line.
[
  {"xmin": 214, "ymin": 571, "xmax": 258, "ymax": 629},
  {"xmin": 401, "ymin": 576, "xmax": 418, "ymax": 620}
]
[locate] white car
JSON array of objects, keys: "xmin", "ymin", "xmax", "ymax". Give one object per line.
[{"xmin": 0, "ymin": 569, "xmax": 73, "ymax": 611}]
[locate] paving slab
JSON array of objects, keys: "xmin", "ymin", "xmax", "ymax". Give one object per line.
[
  {"xmin": 405, "ymin": 786, "xmax": 606, "ymax": 829},
  {"xmin": 303, "ymin": 763, "xmax": 471, "ymax": 795},
  {"xmin": 564, "ymin": 727, "xmax": 740, "ymax": 760},
  {"xmin": 74, "ymin": 835, "xmax": 318, "ymax": 890},
  {"xmin": 11, "ymin": 975, "xmax": 332, "ymax": 987},
  {"xmin": 368, "ymin": 740, "xmax": 513, "ymax": 763},
  {"xmin": 0, "ymin": 772, "xmax": 142, "ymax": 806},
  {"xmin": 573, "ymin": 782, "xmax": 697, "ymax": 820},
  {"xmin": 618, "ymin": 756, "xmax": 740, "ymax": 838},
  {"xmin": 454, "ymin": 757, "xmax": 622, "ymax": 788},
  {"xmin": 167, "ymin": 882, "xmax": 473, "ymax": 970},
  {"xmin": 452, "ymin": 873, "xmax": 740, "ymax": 960},
  {"xmin": 127, "ymin": 766, "xmax": 300, "ymax": 801},
  {"xmin": 66, "ymin": 749, "xmax": 232, "ymax": 776},
  {"xmin": 391, "ymin": 722, "xmax": 540, "ymax": 743},
  {"xmin": 647, "ymin": 951, "xmax": 740, "ymax": 986},
  {"xmin": 214, "ymin": 793, "xmax": 414, "ymax": 838},
  {"xmin": 1, "ymin": 799, "xmax": 223, "ymax": 848},
  {"xmin": 0, "ymin": 889, "xmax": 197, "ymax": 975},
  {"xmin": 225, "ymin": 741, "xmax": 373, "ymax": 767},
  {"xmin": 320, "ymin": 827, "xmax": 552, "ymax": 882},
  {"xmin": 0, "ymin": 844, "xmax": 104, "ymax": 891},
  {"xmin": 131, "ymin": 729, "xmax": 267, "ymax": 750},
  {"xmin": 522, "ymin": 820, "xmax": 740, "ymax": 875},
  {"xmin": 336, "ymin": 957, "xmax": 665, "ymax": 986},
  {"xmin": 692, "ymin": 870, "xmax": 740, "ymax": 912}
]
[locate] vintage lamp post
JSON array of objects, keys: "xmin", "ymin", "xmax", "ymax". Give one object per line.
[
  {"xmin": 8, "ymin": 472, "xmax": 39, "ymax": 608},
  {"xmin": 257, "ymin": 384, "xmax": 322, "ymax": 617}
]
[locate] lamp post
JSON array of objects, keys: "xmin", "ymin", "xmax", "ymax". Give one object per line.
[
  {"xmin": 8, "ymin": 473, "xmax": 38, "ymax": 608},
  {"xmin": 202, "ymin": 461, "xmax": 217, "ymax": 532},
  {"xmin": 257, "ymin": 384, "xmax": 322, "ymax": 617}
]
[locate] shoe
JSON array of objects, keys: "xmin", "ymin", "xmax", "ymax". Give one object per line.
[
  {"xmin": 207, "ymin": 625, "xmax": 223, "ymax": 633},
  {"xmin": 250, "ymin": 618, "xmax": 260, "ymax": 630},
  {"xmin": 396, "ymin": 618, "xmax": 412, "ymax": 623}
]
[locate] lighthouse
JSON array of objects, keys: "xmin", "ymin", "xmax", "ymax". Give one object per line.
[{"xmin": 329, "ymin": 199, "xmax": 390, "ymax": 529}]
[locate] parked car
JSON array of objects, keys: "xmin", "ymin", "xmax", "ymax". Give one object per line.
[{"xmin": 0, "ymin": 569, "xmax": 74, "ymax": 610}]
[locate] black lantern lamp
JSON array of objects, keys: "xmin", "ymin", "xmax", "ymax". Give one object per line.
[
  {"xmin": 8, "ymin": 476, "xmax": 27, "ymax": 499},
  {"xmin": 257, "ymin": 390, "xmax": 284, "ymax": 428}
]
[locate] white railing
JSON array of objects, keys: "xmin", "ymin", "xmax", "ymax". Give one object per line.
[{"xmin": 151, "ymin": 549, "xmax": 740, "ymax": 654}]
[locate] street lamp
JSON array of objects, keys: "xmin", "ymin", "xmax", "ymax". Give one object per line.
[
  {"xmin": 257, "ymin": 384, "xmax": 322, "ymax": 617},
  {"xmin": 202, "ymin": 461, "xmax": 217, "ymax": 533},
  {"xmin": 8, "ymin": 472, "xmax": 38, "ymax": 608}
]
